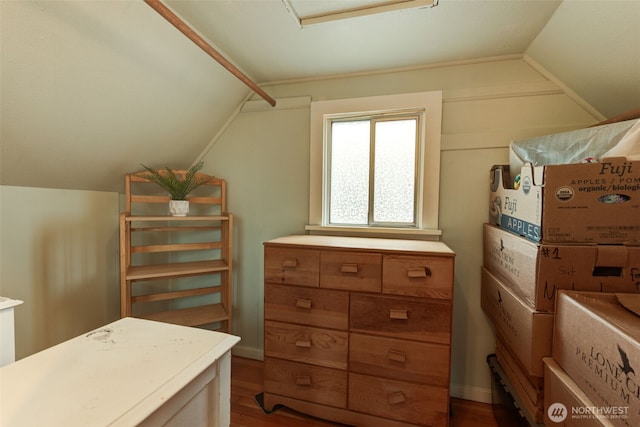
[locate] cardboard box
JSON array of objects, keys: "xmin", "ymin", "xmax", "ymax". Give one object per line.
[
  {"xmin": 496, "ymin": 336, "xmax": 544, "ymax": 423},
  {"xmin": 481, "ymin": 267, "xmax": 554, "ymax": 377},
  {"xmin": 553, "ymin": 292, "xmax": 640, "ymax": 427},
  {"xmin": 489, "ymin": 159, "xmax": 640, "ymax": 244},
  {"xmin": 544, "ymin": 357, "xmax": 616, "ymax": 427},
  {"xmin": 496, "ymin": 335, "xmax": 544, "ymax": 401},
  {"xmin": 483, "ymin": 223, "xmax": 640, "ymax": 312}
]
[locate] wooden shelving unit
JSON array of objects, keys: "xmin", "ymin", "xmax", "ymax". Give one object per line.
[{"xmin": 120, "ymin": 171, "xmax": 233, "ymax": 333}]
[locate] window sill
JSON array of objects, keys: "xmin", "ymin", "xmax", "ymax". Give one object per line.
[{"xmin": 304, "ymin": 225, "xmax": 442, "ymax": 241}]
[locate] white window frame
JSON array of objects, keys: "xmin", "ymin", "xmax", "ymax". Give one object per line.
[{"xmin": 306, "ymin": 91, "xmax": 443, "ymax": 239}]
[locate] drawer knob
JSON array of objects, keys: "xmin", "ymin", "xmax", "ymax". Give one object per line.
[
  {"xmin": 387, "ymin": 349, "xmax": 407, "ymax": 364},
  {"xmin": 295, "ymin": 339, "xmax": 312, "ymax": 348},
  {"xmin": 281, "ymin": 258, "xmax": 298, "ymax": 268},
  {"xmin": 389, "ymin": 309, "xmax": 408, "ymax": 320},
  {"xmin": 340, "ymin": 263, "xmax": 359, "ymax": 274},
  {"xmin": 387, "ymin": 391, "xmax": 406, "ymax": 406},
  {"xmin": 296, "ymin": 375, "xmax": 312, "ymax": 386},
  {"xmin": 407, "ymin": 267, "xmax": 431, "ymax": 278},
  {"xmin": 295, "ymin": 298, "xmax": 312, "ymax": 309}
]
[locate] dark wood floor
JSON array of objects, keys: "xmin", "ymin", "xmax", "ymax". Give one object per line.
[{"xmin": 230, "ymin": 357, "xmax": 499, "ymax": 427}]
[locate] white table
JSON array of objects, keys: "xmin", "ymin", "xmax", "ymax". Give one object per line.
[
  {"xmin": 0, "ymin": 317, "xmax": 240, "ymax": 427},
  {"xmin": 0, "ymin": 296, "xmax": 23, "ymax": 367}
]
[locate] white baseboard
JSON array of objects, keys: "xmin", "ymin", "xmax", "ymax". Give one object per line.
[
  {"xmin": 450, "ymin": 383, "xmax": 492, "ymax": 404},
  {"xmin": 232, "ymin": 344, "xmax": 263, "ymax": 361}
]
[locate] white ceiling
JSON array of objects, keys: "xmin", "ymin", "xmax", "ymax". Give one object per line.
[
  {"xmin": 165, "ymin": 0, "xmax": 563, "ymax": 82},
  {"xmin": 1, "ymin": 0, "xmax": 639, "ymax": 192}
]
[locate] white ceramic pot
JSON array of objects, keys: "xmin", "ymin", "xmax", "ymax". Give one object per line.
[{"xmin": 169, "ymin": 200, "xmax": 189, "ymax": 216}]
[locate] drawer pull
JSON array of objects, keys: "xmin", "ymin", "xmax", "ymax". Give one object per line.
[
  {"xmin": 407, "ymin": 267, "xmax": 431, "ymax": 278},
  {"xmin": 296, "ymin": 375, "xmax": 312, "ymax": 386},
  {"xmin": 295, "ymin": 339, "xmax": 312, "ymax": 348},
  {"xmin": 281, "ymin": 258, "xmax": 298, "ymax": 268},
  {"xmin": 340, "ymin": 263, "xmax": 359, "ymax": 274},
  {"xmin": 295, "ymin": 298, "xmax": 312, "ymax": 309},
  {"xmin": 387, "ymin": 391, "xmax": 406, "ymax": 406},
  {"xmin": 389, "ymin": 309, "xmax": 408, "ymax": 320},
  {"xmin": 387, "ymin": 349, "xmax": 407, "ymax": 364}
]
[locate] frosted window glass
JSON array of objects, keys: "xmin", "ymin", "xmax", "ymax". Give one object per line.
[
  {"xmin": 329, "ymin": 121, "xmax": 370, "ymax": 224},
  {"xmin": 373, "ymin": 120, "xmax": 416, "ymax": 223}
]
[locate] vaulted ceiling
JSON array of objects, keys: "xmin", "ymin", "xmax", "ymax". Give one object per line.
[{"xmin": 1, "ymin": 0, "xmax": 638, "ymax": 192}]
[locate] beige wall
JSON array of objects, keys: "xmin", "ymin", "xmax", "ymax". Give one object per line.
[
  {"xmin": 0, "ymin": 186, "xmax": 120, "ymax": 359},
  {"xmin": 0, "ymin": 56, "xmax": 600, "ymax": 402},
  {"xmin": 200, "ymin": 57, "xmax": 598, "ymax": 401}
]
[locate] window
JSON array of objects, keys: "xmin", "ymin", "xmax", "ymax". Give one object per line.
[
  {"xmin": 308, "ymin": 91, "xmax": 443, "ymax": 238},
  {"xmin": 329, "ymin": 114, "xmax": 419, "ymax": 226}
]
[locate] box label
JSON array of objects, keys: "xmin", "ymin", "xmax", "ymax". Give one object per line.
[
  {"xmin": 499, "ymin": 213, "xmax": 541, "ymax": 242},
  {"xmin": 571, "ymin": 343, "xmax": 639, "ymax": 426},
  {"xmin": 554, "ymin": 293, "xmax": 640, "ymax": 427}
]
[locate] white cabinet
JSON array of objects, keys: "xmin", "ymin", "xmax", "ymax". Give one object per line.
[
  {"xmin": 0, "ymin": 317, "xmax": 240, "ymax": 427},
  {"xmin": 0, "ymin": 296, "xmax": 23, "ymax": 367}
]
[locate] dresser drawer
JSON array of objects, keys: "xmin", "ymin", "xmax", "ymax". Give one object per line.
[
  {"xmin": 349, "ymin": 333, "xmax": 450, "ymax": 386},
  {"xmin": 264, "ymin": 283, "xmax": 349, "ymax": 330},
  {"xmin": 348, "ymin": 373, "xmax": 449, "ymax": 426},
  {"xmin": 264, "ymin": 247, "xmax": 319, "ymax": 287},
  {"xmin": 383, "ymin": 255, "xmax": 453, "ymax": 299},
  {"xmin": 320, "ymin": 251, "xmax": 381, "ymax": 292},
  {"xmin": 265, "ymin": 320, "xmax": 348, "ymax": 370},
  {"xmin": 264, "ymin": 358, "xmax": 347, "ymax": 408},
  {"xmin": 350, "ymin": 294, "xmax": 451, "ymax": 344}
]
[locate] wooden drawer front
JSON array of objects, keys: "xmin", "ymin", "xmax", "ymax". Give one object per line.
[
  {"xmin": 320, "ymin": 251, "xmax": 381, "ymax": 292},
  {"xmin": 350, "ymin": 294, "xmax": 451, "ymax": 345},
  {"xmin": 264, "ymin": 320, "xmax": 348, "ymax": 370},
  {"xmin": 383, "ymin": 255, "xmax": 453, "ymax": 299},
  {"xmin": 349, "ymin": 333, "xmax": 450, "ymax": 387},
  {"xmin": 264, "ymin": 247, "xmax": 319, "ymax": 287},
  {"xmin": 264, "ymin": 358, "xmax": 347, "ymax": 408},
  {"xmin": 348, "ymin": 373, "xmax": 449, "ymax": 426},
  {"xmin": 264, "ymin": 284, "xmax": 349, "ymax": 330}
]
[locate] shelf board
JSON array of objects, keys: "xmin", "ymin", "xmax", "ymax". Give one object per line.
[
  {"xmin": 131, "ymin": 241, "xmax": 223, "ymax": 254},
  {"xmin": 126, "ymin": 260, "xmax": 228, "ymax": 280},
  {"xmin": 136, "ymin": 303, "xmax": 229, "ymax": 328},
  {"xmin": 131, "ymin": 285, "xmax": 222, "ymax": 304},
  {"xmin": 130, "ymin": 225, "xmax": 223, "ymax": 232},
  {"xmin": 124, "ymin": 215, "xmax": 230, "ymax": 222}
]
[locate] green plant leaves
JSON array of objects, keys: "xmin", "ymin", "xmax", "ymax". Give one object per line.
[{"xmin": 139, "ymin": 161, "xmax": 209, "ymax": 200}]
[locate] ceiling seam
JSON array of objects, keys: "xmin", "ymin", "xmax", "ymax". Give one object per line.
[
  {"xmin": 523, "ymin": 54, "xmax": 605, "ymax": 122},
  {"xmin": 258, "ymin": 54, "xmax": 525, "ymax": 87},
  {"xmin": 194, "ymin": 91, "xmax": 255, "ymax": 166}
]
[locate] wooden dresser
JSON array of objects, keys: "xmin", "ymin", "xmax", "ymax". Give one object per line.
[{"xmin": 263, "ymin": 235, "xmax": 455, "ymax": 427}]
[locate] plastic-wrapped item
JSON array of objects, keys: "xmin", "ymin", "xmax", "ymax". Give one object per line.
[
  {"xmin": 601, "ymin": 118, "xmax": 640, "ymax": 160},
  {"xmin": 509, "ymin": 119, "xmax": 639, "ymax": 173}
]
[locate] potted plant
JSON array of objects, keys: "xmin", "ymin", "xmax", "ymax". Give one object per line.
[{"xmin": 139, "ymin": 161, "xmax": 209, "ymax": 216}]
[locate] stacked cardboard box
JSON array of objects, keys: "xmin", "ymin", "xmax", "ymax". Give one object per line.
[
  {"xmin": 546, "ymin": 292, "xmax": 640, "ymax": 427},
  {"xmin": 482, "ymin": 156, "xmax": 640, "ymax": 426},
  {"xmin": 481, "ymin": 264, "xmax": 549, "ymax": 423},
  {"xmin": 543, "ymin": 357, "xmax": 615, "ymax": 427},
  {"xmin": 489, "ymin": 158, "xmax": 640, "ymax": 244}
]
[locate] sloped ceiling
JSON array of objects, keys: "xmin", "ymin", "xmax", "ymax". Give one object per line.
[{"xmin": 1, "ymin": 0, "xmax": 638, "ymax": 192}]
